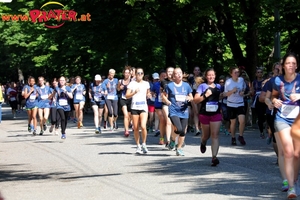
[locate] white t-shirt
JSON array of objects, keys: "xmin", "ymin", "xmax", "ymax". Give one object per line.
[
  {"xmin": 127, "ymin": 80, "xmax": 150, "ymax": 111},
  {"xmin": 224, "ymin": 77, "xmax": 245, "ymax": 108}
]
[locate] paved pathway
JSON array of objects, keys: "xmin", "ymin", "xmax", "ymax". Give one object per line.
[{"xmin": 0, "ymin": 104, "xmax": 292, "ymax": 199}]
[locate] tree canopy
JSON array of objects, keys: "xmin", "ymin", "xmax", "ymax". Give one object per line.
[{"xmin": 0, "ymin": 0, "xmax": 299, "ymax": 83}]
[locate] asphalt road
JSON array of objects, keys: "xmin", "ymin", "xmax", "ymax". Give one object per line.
[{"xmin": 0, "ymin": 104, "xmax": 294, "ymax": 200}]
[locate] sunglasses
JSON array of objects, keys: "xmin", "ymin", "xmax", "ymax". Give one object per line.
[
  {"xmin": 257, "ymin": 71, "xmax": 263, "ymax": 73},
  {"xmin": 219, "ymin": 81, "xmax": 224, "ymax": 83},
  {"xmin": 137, "ymin": 72, "xmax": 144, "ymax": 75}
]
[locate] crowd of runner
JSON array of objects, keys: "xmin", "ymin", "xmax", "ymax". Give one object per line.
[{"xmin": 3, "ymin": 52, "xmax": 300, "ymax": 199}]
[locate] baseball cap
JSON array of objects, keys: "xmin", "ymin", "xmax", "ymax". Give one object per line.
[
  {"xmin": 95, "ymin": 74, "xmax": 101, "ymax": 81},
  {"xmin": 152, "ymin": 73, "xmax": 159, "ymax": 80}
]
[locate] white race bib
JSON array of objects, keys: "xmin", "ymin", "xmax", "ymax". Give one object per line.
[
  {"xmin": 10, "ymin": 97, "xmax": 16, "ymax": 101},
  {"xmin": 280, "ymin": 104, "xmax": 299, "ymax": 118},
  {"xmin": 41, "ymin": 94, "xmax": 48, "ymax": 100},
  {"xmin": 75, "ymin": 93, "xmax": 83, "ymax": 100},
  {"xmin": 158, "ymin": 95, "xmax": 162, "ymax": 102},
  {"xmin": 175, "ymin": 94, "xmax": 186, "ymax": 102},
  {"xmin": 107, "ymin": 94, "xmax": 115, "ymax": 100},
  {"xmin": 206, "ymin": 102, "xmax": 218, "ymax": 112},
  {"xmin": 94, "ymin": 95, "xmax": 101, "ymax": 102},
  {"xmin": 29, "ymin": 94, "xmax": 36, "ymax": 102},
  {"xmin": 132, "ymin": 101, "xmax": 146, "ymax": 110},
  {"xmin": 59, "ymin": 99, "xmax": 68, "ymax": 106},
  {"xmin": 122, "ymin": 93, "xmax": 126, "ymax": 99}
]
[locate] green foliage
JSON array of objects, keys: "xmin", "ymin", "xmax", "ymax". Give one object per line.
[{"xmin": 0, "ymin": 0, "xmax": 300, "ymax": 83}]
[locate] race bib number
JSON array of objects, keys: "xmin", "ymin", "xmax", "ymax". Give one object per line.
[
  {"xmin": 175, "ymin": 95, "xmax": 186, "ymax": 102},
  {"xmin": 132, "ymin": 101, "xmax": 146, "ymax": 110},
  {"xmin": 150, "ymin": 96, "xmax": 155, "ymax": 101},
  {"xmin": 59, "ymin": 99, "xmax": 68, "ymax": 106},
  {"xmin": 29, "ymin": 94, "xmax": 36, "ymax": 102},
  {"xmin": 107, "ymin": 94, "xmax": 115, "ymax": 100},
  {"xmin": 75, "ymin": 93, "xmax": 83, "ymax": 100},
  {"xmin": 10, "ymin": 97, "xmax": 16, "ymax": 101},
  {"xmin": 158, "ymin": 95, "xmax": 162, "ymax": 102},
  {"xmin": 280, "ymin": 104, "xmax": 299, "ymax": 118},
  {"xmin": 122, "ymin": 93, "xmax": 126, "ymax": 99},
  {"xmin": 206, "ymin": 102, "xmax": 218, "ymax": 112},
  {"xmin": 41, "ymin": 94, "xmax": 48, "ymax": 100},
  {"xmin": 94, "ymin": 95, "xmax": 100, "ymax": 102}
]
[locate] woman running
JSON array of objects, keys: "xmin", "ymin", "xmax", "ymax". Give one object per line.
[
  {"xmin": 152, "ymin": 70, "xmax": 167, "ymax": 144},
  {"xmin": 71, "ymin": 76, "xmax": 86, "ymax": 129},
  {"xmin": 89, "ymin": 74, "xmax": 106, "ymax": 134},
  {"xmin": 103, "ymin": 69, "xmax": 119, "ymax": 131},
  {"xmin": 251, "ymin": 68, "xmax": 267, "ymax": 138},
  {"xmin": 118, "ymin": 66, "xmax": 132, "ymax": 137},
  {"xmin": 22, "ymin": 76, "xmax": 38, "ymax": 135},
  {"xmin": 49, "ymin": 78, "xmax": 61, "ymax": 135},
  {"xmin": 164, "ymin": 68, "xmax": 193, "ymax": 156},
  {"xmin": 224, "ymin": 67, "xmax": 246, "ymax": 145},
  {"xmin": 272, "ymin": 53, "xmax": 300, "ymax": 199},
  {"xmin": 36, "ymin": 76, "xmax": 52, "ymax": 135},
  {"xmin": 6, "ymin": 82, "xmax": 18, "ymax": 119},
  {"xmin": 54, "ymin": 76, "xmax": 73, "ymax": 139},
  {"xmin": 126, "ymin": 68, "xmax": 151, "ymax": 154},
  {"xmin": 194, "ymin": 68, "xmax": 222, "ymax": 166}
]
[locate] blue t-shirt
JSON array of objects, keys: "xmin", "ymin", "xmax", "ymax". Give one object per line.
[
  {"xmin": 90, "ymin": 82, "xmax": 105, "ymax": 105},
  {"xmin": 103, "ymin": 78, "xmax": 118, "ymax": 100},
  {"xmin": 71, "ymin": 84, "xmax": 86, "ymax": 103},
  {"xmin": 147, "ymin": 82, "xmax": 155, "ymax": 106},
  {"xmin": 152, "ymin": 81, "xmax": 163, "ymax": 108},
  {"xmin": 273, "ymin": 74, "xmax": 300, "ymax": 125},
  {"xmin": 166, "ymin": 82, "xmax": 192, "ymax": 118},
  {"xmin": 55, "ymin": 86, "xmax": 72, "ymax": 111},
  {"xmin": 24, "ymin": 85, "xmax": 38, "ymax": 109},
  {"xmin": 262, "ymin": 77, "xmax": 275, "ymax": 115},
  {"xmin": 37, "ymin": 85, "xmax": 52, "ymax": 108},
  {"xmin": 197, "ymin": 83, "xmax": 221, "ymax": 115}
]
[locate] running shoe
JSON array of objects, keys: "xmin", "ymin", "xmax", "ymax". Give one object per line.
[
  {"xmin": 77, "ymin": 122, "xmax": 81, "ymax": 129},
  {"xmin": 39, "ymin": 130, "xmax": 44, "ymax": 135},
  {"xmin": 287, "ymin": 187, "xmax": 296, "ymax": 199},
  {"xmin": 159, "ymin": 137, "xmax": 165, "ymax": 145},
  {"xmin": 282, "ymin": 179, "xmax": 288, "ymax": 192},
  {"xmin": 103, "ymin": 121, "xmax": 107, "ymax": 129},
  {"xmin": 114, "ymin": 122, "xmax": 118, "ymax": 130},
  {"xmin": 28, "ymin": 125, "xmax": 32, "ymax": 133},
  {"xmin": 124, "ymin": 131, "xmax": 130, "ymax": 137},
  {"xmin": 110, "ymin": 127, "xmax": 114, "ymax": 131},
  {"xmin": 136, "ymin": 146, "xmax": 143, "ymax": 154},
  {"xmin": 195, "ymin": 130, "xmax": 201, "ymax": 136},
  {"xmin": 176, "ymin": 149, "xmax": 185, "ymax": 156},
  {"xmin": 168, "ymin": 140, "xmax": 176, "ymax": 151},
  {"xmin": 211, "ymin": 157, "xmax": 220, "ymax": 166},
  {"xmin": 33, "ymin": 130, "xmax": 37, "ymax": 136},
  {"xmin": 49, "ymin": 125, "xmax": 54, "ymax": 133},
  {"xmin": 200, "ymin": 142, "xmax": 206, "ymax": 153},
  {"xmin": 260, "ymin": 133, "xmax": 265, "ymax": 139},
  {"xmin": 231, "ymin": 137, "xmax": 237, "ymax": 145},
  {"xmin": 43, "ymin": 124, "xmax": 47, "ymax": 131},
  {"xmin": 238, "ymin": 136, "xmax": 246, "ymax": 145},
  {"xmin": 266, "ymin": 136, "xmax": 272, "ymax": 145},
  {"xmin": 80, "ymin": 122, "xmax": 83, "ymax": 128},
  {"xmin": 141, "ymin": 144, "xmax": 148, "ymax": 154},
  {"xmin": 224, "ymin": 129, "xmax": 230, "ymax": 135},
  {"xmin": 61, "ymin": 134, "xmax": 66, "ymax": 139},
  {"xmin": 154, "ymin": 130, "xmax": 160, "ymax": 137},
  {"xmin": 95, "ymin": 128, "xmax": 100, "ymax": 134},
  {"xmin": 98, "ymin": 127, "xmax": 102, "ymax": 134}
]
